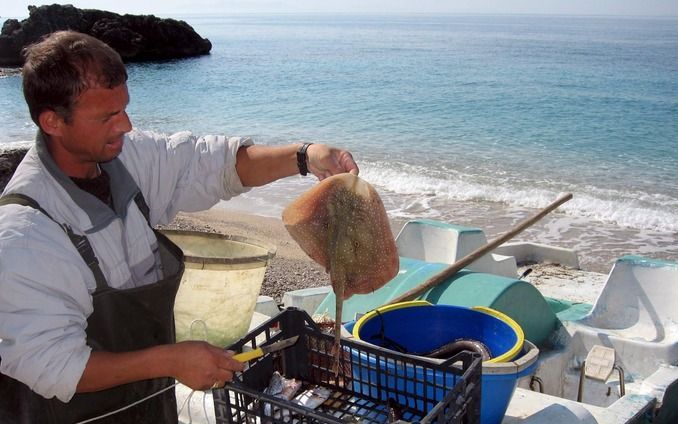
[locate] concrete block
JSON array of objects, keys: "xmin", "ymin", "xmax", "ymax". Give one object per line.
[
  {"xmin": 282, "ymin": 286, "xmax": 332, "ymax": 315},
  {"xmin": 496, "ymin": 242, "xmax": 580, "ymax": 269},
  {"xmin": 255, "ymin": 295, "xmax": 280, "ymax": 317}
]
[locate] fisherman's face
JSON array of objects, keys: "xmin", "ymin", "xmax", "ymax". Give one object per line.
[{"xmin": 50, "ymin": 82, "xmax": 132, "ymax": 175}]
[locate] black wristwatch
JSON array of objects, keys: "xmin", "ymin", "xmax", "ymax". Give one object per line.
[{"xmin": 297, "ymin": 143, "xmax": 313, "ymax": 176}]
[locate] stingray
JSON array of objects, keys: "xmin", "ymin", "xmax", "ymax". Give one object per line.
[{"xmin": 283, "ymin": 173, "xmax": 399, "ymax": 374}]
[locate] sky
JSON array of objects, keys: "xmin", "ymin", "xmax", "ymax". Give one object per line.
[{"xmin": 3, "ymin": 0, "xmax": 678, "ymax": 19}]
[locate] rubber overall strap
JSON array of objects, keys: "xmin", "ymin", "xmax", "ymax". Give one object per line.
[
  {"xmin": 0, "ymin": 192, "xmax": 53, "ymax": 217},
  {"xmin": 0, "ymin": 193, "xmax": 108, "ymax": 290},
  {"xmin": 132, "ymin": 191, "xmax": 151, "ymax": 225}
]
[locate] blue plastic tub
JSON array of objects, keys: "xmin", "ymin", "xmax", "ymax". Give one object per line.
[
  {"xmin": 347, "ymin": 301, "xmax": 539, "ymax": 424},
  {"xmin": 351, "ymin": 300, "xmax": 524, "ymax": 363},
  {"xmin": 479, "ymin": 342, "xmax": 538, "ymax": 424}
]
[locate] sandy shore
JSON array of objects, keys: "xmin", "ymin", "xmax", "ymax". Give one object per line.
[{"xmin": 160, "ymin": 208, "xmax": 608, "ymax": 305}]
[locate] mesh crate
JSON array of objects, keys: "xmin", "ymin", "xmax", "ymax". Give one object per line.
[{"xmin": 213, "ymin": 308, "xmax": 481, "ymax": 424}]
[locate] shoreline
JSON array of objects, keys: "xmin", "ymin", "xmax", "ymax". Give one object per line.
[
  {"xmin": 2, "ymin": 144, "xmax": 676, "ymax": 276},
  {"xmin": 161, "ymin": 207, "xmax": 608, "ymax": 305}
]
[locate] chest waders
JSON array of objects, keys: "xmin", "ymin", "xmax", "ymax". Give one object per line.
[{"xmin": 0, "ymin": 192, "xmax": 185, "ymax": 424}]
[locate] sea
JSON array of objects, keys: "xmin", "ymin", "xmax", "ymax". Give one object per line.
[{"xmin": 1, "ymin": 14, "xmax": 677, "ymax": 272}]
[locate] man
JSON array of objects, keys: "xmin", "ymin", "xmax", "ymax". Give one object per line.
[{"xmin": 0, "ymin": 30, "xmax": 358, "ymax": 423}]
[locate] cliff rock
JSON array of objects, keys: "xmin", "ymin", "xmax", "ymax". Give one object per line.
[
  {"xmin": 0, "ymin": 4, "xmax": 211, "ymax": 66},
  {"xmin": 0, "ymin": 143, "xmax": 30, "ymax": 192}
]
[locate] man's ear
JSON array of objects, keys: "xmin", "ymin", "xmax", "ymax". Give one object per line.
[{"xmin": 38, "ymin": 110, "xmax": 65, "ymax": 137}]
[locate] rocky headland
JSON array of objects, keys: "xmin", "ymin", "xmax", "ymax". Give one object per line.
[
  {"xmin": 0, "ymin": 4, "xmax": 211, "ymax": 66},
  {"xmin": 0, "ymin": 142, "xmax": 29, "ymax": 192}
]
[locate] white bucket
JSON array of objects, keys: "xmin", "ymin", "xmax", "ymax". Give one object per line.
[{"xmin": 161, "ymin": 230, "xmax": 276, "ymax": 347}]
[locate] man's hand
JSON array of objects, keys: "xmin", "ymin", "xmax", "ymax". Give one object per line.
[
  {"xmin": 306, "ymin": 144, "xmax": 359, "ymax": 180},
  {"xmin": 168, "ymin": 341, "xmax": 245, "ymax": 390},
  {"xmin": 77, "ymin": 341, "xmax": 245, "ymax": 393},
  {"xmin": 236, "ymin": 143, "xmax": 359, "ymax": 187}
]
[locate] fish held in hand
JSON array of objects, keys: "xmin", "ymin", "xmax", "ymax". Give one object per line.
[
  {"xmin": 282, "ymin": 173, "xmax": 399, "ymax": 372},
  {"xmin": 282, "ymin": 173, "xmax": 399, "ymax": 298}
]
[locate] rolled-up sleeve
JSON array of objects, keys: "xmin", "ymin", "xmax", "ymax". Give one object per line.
[
  {"xmin": 121, "ymin": 130, "xmax": 254, "ymax": 225},
  {"xmin": 0, "ymin": 207, "xmax": 93, "ymax": 402},
  {"xmin": 221, "ymin": 136, "xmax": 254, "ymax": 197}
]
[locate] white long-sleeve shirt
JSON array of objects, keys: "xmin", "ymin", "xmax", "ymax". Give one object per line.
[{"xmin": 0, "ymin": 129, "xmax": 252, "ymax": 402}]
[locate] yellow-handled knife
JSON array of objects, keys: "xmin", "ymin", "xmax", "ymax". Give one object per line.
[{"xmin": 232, "ymin": 335, "xmax": 300, "ymax": 362}]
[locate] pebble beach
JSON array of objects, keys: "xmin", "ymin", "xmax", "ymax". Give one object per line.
[{"xmin": 160, "ymin": 208, "xmax": 608, "ymax": 306}]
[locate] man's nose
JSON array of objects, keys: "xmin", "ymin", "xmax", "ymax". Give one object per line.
[{"xmin": 116, "ymin": 110, "xmax": 133, "ymax": 133}]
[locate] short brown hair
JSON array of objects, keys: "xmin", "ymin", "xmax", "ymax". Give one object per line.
[{"xmin": 22, "ymin": 30, "xmax": 128, "ymax": 125}]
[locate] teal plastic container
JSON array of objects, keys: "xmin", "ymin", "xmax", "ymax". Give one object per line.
[
  {"xmin": 346, "ymin": 302, "xmax": 539, "ymax": 424},
  {"xmin": 314, "ymin": 256, "xmax": 560, "ymax": 347}
]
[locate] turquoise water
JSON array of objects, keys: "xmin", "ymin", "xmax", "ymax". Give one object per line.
[{"xmin": 1, "ymin": 14, "xmax": 677, "ymax": 270}]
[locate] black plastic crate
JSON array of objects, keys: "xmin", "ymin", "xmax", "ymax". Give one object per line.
[{"xmin": 213, "ymin": 308, "xmax": 481, "ymax": 424}]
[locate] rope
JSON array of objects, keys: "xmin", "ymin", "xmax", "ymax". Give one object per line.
[
  {"xmin": 177, "ymin": 387, "xmax": 196, "ymax": 422},
  {"xmin": 73, "ymin": 381, "xmax": 218, "ymax": 423},
  {"xmin": 75, "ymin": 383, "xmax": 181, "ymax": 424},
  {"xmin": 178, "ymin": 387, "xmax": 213, "ymax": 424}
]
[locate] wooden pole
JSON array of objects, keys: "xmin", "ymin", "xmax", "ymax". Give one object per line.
[{"xmin": 387, "ymin": 193, "xmax": 573, "ymax": 305}]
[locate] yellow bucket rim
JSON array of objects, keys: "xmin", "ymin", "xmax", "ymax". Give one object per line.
[
  {"xmin": 471, "ymin": 306, "xmax": 524, "ymax": 363},
  {"xmin": 352, "ymin": 300, "xmax": 432, "ymax": 339},
  {"xmin": 352, "ymin": 301, "xmax": 524, "ymax": 363}
]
